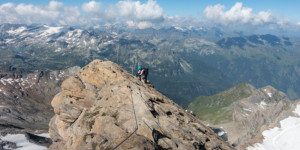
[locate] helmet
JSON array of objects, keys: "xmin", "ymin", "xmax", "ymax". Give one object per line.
[{"xmin": 138, "ymin": 66, "xmax": 142, "ymax": 70}]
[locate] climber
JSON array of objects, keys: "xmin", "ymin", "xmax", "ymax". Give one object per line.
[{"xmin": 136, "ymin": 65, "xmax": 148, "ymax": 83}]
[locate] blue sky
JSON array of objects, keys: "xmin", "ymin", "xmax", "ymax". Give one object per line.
[
  {"xmin": 158, "ymin": 0, "xmax": 300, "ymax": 22},
  {"xmin": 0, "ymin": 0, "xmax": 300, "ymax": 34},
  {"xmin": 1, "ymin": 0, "xmax": 299, "ymax": 22}
]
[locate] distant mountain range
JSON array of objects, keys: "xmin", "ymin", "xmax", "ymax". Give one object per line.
[{"xmin": 1, "ymin": 23, "xmax": 300, "ymax": 106}]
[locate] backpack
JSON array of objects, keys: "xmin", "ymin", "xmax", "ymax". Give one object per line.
[{"xmin": 143, "ymin": 68, "xmax": 149, "ymax": 75}]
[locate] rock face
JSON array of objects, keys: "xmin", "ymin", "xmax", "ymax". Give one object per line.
[
  {"xmin": 0, "ymin": 66, "xmax": 80, "ymax": 129},
  {"xmin": 232, "ymin": 86, "xmax": 293, "ymax": 149},
  {"xmin": 49, "ymin": 59, "xmax": 233, "ymax": 150},
  {"xmin": 188, "ymin": 83, "xmax": 294, "ymax": 149}
]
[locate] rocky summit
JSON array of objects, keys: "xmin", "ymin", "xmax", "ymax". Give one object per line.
[{"xmin": 49, "ymin": 59, "xmax": 233, "ymax": 150}]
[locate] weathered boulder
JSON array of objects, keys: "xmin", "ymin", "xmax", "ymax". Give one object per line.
[{"xmin": 49, "ymin": 59, "xmax": 233, "ymax": 150}]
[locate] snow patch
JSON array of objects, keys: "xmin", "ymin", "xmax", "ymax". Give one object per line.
[
  {"xmin": 5, "ymin": 39, "xmax": 14, "ymax": 43},
  {"xmin": 58, "ymin": 72, "xmax": 64, "ymax": 78},
  {"xmin": 111, "ymin": 32, "xmax": 118, "ymax": 35},
  {"xmin": 76, "ymin": 29, "xmax": 83, "ymax": 37},
  {"xmin": 91, "ymin": 38, "xmax": 95, "ymax": 44},
  {"xmin": 0, "ymin": 134, "xmax": 47, "ymax": 150},
  {"xmin": 263, "ymin": 89, "xmax": 272, "ymax": 97},
  {"xmin": 247, "ymin": 104, "xmax": 300, "ymax": 150},
  {"xmin": 179, "ymin": 59, "xmax": 193, "ymax": 73},
  {"xmin": 36, "ymin": 133, "xmax": 50, "ymax": 138},
  {"xmin": 243, "ymin": 108, "xmax": 252, "ymax": 112},
  {"xmin": 267, "ymin": 92, "xmax": 272, "ymax": 97},
  {"xmin": 217, "ymin": 131, "xmax": 225, "ymax": 136},
  {"xmin": 293, "ymin": 104, "xmax": 300, "ymax": 116},
  {"xmin": 68, "ymin": 31, "xmax": 74, "ymax": 37},
  {"xmin": 243, "ymin": 113, "xmax": 249, "ymax": 117},
  {"xmin": 1, "ymin": 78, "xmax": 14, "ymax": 85},
  {"xmin": 258, "ymin": 101, "xmax": 267, "ymax": 109},
  {"xmin": 174, "ymin": 26, "xmax": 185, "ymax": 31},
  {"xmin": 55, "ymin": 48, "xmax": 62, "ymax": 52},
  {"xmin": 7, "ymin": 27, "xmax": 26, "ymax": 34},
  {"xmin": 103, "ymin": 40, "xmax": 113, "ymax": 45},
  {"xmin": 45, "ymin": 27, "xmax": 62, "ymax": 34},
  {"xmin": 42, "ymin": 26, "xmax": 62, "ymax": 36},
  {"xmin": 1, "ymin": 79, "xmax": 6, "ymax": 85}
]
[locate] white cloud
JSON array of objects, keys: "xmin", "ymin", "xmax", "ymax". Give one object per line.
[
  {"xmin": 116, "ymin": 0, "xmax": 164, "ymax": 21},
  {"xmin": 0, "ymin": 0, "xmax": 165, "ymax": 28},
  {"xmin": 0, "ymin": 3, "xmax": 18, "ymax": 23},
  {"xmin": 103, "ymin": 0, "xmax": 165, "ymax": 29},
  {"xmin": 126, "ymin": 20, "xmax": 135, "ymax": 27},
  {"xmin": 253, "ymin": 11, "xmax": 273, "ymax": 24},
  {"xmin": 203, "ymin": 2, "xmax": 276, "ymax": 25},
  {"xmin": 82, "ymin": 1, "xmax": 101, "ymax": 13},
  {"xmin": 48, "ymin": 1, "xmax": 63, "ymax": 11},
  {"xmin": 0, "ymin": 0, "xmax": 298, "ymax": 33},
  {"xmin": 0, "ymin": 1, "xmax": 82, "ymax": 25},
  {"xmin": 15, "ymin": 3, "xmax": 60, "ymax": 20},
  {"xmin": 137, "ymin": 21, "xmax": 152, "ymax": 29},
  {"xmin": 58, "ymin": 6, "xmax": 82, "ymax": 25}
]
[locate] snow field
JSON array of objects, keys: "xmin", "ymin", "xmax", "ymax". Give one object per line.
[
  {"xmin": 0, "ymin": 134, "xmax": 48, "ymax": 150},
  {"xmin": 247, "ymin": 104, "xmax": 300, "ymax": 150}
]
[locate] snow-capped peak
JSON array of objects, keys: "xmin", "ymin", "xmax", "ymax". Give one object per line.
[
  {"xmin": 263, "ymin": 88, "xmax": 272, "ymax": 97},
  {"xmin": 7, "ymin": 26, "xmax": 27, "ymax": 35},
  {"xmin": 42, "ymin": 26, "xmax": 63, "ymax": 35},
  {"xmin": 174, "ymin": 26, "xmax": 185, "ymax": 31}
]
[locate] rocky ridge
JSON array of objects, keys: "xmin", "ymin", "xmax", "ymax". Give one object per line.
[
  {"xmin": 189, "ymin": 83, "xmax": 294, "ymax": 149},
  {"xmin": 231, "ymin": 85, "xmax": 292, "ymax": 149},
  {"xmin": 0, "ymin": 66, "xmax": 80, "ymax": 129},
  {"xmin": 49, "ymin": 59, "xmax": 234, "ymax": 150},
  {"xmin": 233, "ymin": 86, "xmax": 295, "ymax": 149}
]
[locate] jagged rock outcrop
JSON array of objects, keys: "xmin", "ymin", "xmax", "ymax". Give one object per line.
[
  {"xmin": 49, "ymin": 59, "xmax": 233, "ymax": 150},
  {"xmin": 232, "ymin": 86, "xmax": 294, "ymax": 149}
]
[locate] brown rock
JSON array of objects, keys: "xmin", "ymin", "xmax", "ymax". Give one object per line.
[{"xmin": 49, "ymin": 59, "xmax": 234, "ymax": 150}]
